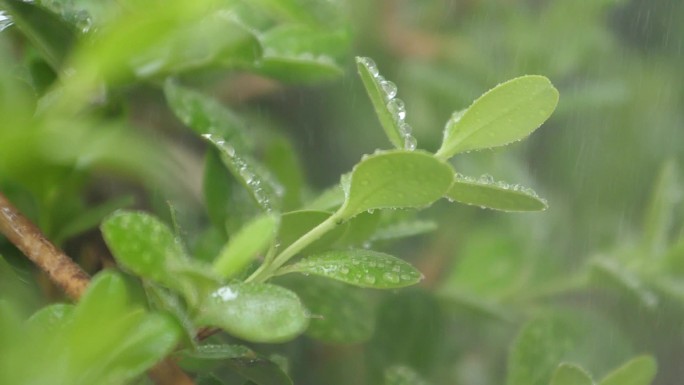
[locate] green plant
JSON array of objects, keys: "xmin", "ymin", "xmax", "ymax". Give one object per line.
[{"xmin": 1, "ymin": 0, "xmax": 680, "ymax": 384}]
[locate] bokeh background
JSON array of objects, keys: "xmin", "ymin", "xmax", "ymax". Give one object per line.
[{"xmin": 1, "ymin": 0, "xmax": 683, "ymax": 384}]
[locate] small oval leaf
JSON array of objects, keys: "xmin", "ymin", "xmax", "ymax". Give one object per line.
[
  {"xmin": 101, "ymin": 211, "xmax": 220, "ymax": 304},
  {"xmin": 446, "ymin": 174, "xmax": 547, "ymax": 212},
  {"xmin": 356, "ymin": 56, "xmax": 416, "ymax": 150},
  {"xmin": 102, "ymin": 211, "xmax": 188, "ymax": 281},
  {"xmin": 281, "ymin": 249, "xmax": 423, "ymax": 289},
  {"xmin": 213, "ymin": 214, "xmax": 279, "ymax": 279},
  {"xmin": 164, "ymin": 80, "xmax": 283, "ymax": 213},
  {"xmin": 551, "ymin": 364, "xmax": 595, "ymax": 385},
  {"xmin": 196, "ymin": 283, "xmax": 309, "ymax": 343},
  {"xmin": 340, "ymin": 150, "xmax": 454, "ymax": 219},
  {"xmin": 599, "ymin": 356, "xmax": 657, "ymax": 385},
  {"xmin": 436, "ymin": 75, "xmax": 558, "ymax": 159}
]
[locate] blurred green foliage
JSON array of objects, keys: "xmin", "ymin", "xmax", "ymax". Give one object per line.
[{"xmin": 1, "ymin": 0, "xmax": 683, "ymax": 384}]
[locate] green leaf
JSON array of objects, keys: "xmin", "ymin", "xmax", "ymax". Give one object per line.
[
  {"xmin": 281, "ymin": 275, "xmax": 375, "ymax": 343},
  {"xmin": 435, "ymin": 75, "xmax": 558, "ymax": 159},
  {"xmin": 278, "ymin": 210, "xmax": 348, "ymax": 254},
  {"xmin": 255, "ymin": 25, "xmax": 348, "ymax": 82},
  {"xmin": 64, "ymin": 271, "xmax": 182, "ymax": 385},
  {"xmin": 203, "ymin": 148, "xmax": 236, "ymax": 233},
  {"xmin": 356, "ymin": 57, "xmax": 416, "ymax": 150},
  {"xmin": 598, "ymin": 356, "xmax": 657, "ymax": 385},
  {"xmin": 339, "ymin": 150, "xmax": 454, "ymax": 219},
  {"xmin": 196, "ymin": 282, "xmax": 308, "ymax": 343},
  {"xmin": 507, "ymin": 310, "xmax": 633, "ymax": 385},
  {"xmin": 280, "ymin": 249, "xmax": 423, "ymax": 289},
  {"xmin": 132, "ymin": 12, "xmax": 262, "ymax": 77},
  {"xmin": 589, "ymin": 258, "xmax": 658, "ymax": 309},
  {"xmin": 371, "ymin": 219, "xmax": 438, "ymax": 241},
  {"xmin": 165, "ymin": 81, "xmax": 283, "ymax": 212},
  {"xmin": 145, "ymin": 283, "xmax": 197, "ymax": 349},
  {"xmin": 179, "ymin": 344, "xmax": 292, "ymax": 385},
  {"xmin": 26, "ymin": 303, "xmax": 74, "ymax": 333},
  {"xmin": 256, "ymin": 55, "xmax": 343, "ymax": 83},
  {"xmin": 445, "ymin": 174, "xmax": 547, "ymax": 212},
  {"xmin": 0, "ymin": 0, "xmax": 76, "ymax": 69},
  {"xmin": 101, "ymin": 211, "xmax": 220, "ymax": 304},
  {"xmin": 384, "ymin": 365, "xmax": 432, "ymax": 385},
  {"xmin": 54, "ymin": 194, "xmax": 135, "ymax": 244},
  {"xmin": 178, "ymin": 344, "xmax": 254, "ymax": 372},
  {"xmin": 262, "ymin": 135, "xmax": 305, "ymax": 210},
  {"xmin": 213, "ymin": 214, "xmax": 279, "ymax": 279},
  {"xmin": 261, "ymin": 25, "xmax": 349, "ymax": 59},
  {"xmin": 550, "ymin": 364, "xmax": 594, "ymax": 385}
]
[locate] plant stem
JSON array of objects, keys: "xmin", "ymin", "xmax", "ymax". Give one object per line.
[
  {"xmin": 248, "ymin": 210, "xmax": 344, "ymax": 282},
  {"xmin": 0, "ymin": 191, "xmax": 196, "ymax": 385},
  {"xmin": 0, "ymin": 192, "xmax": 90, "ymax": 299}
]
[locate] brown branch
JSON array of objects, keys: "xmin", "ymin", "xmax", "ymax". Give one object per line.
[
  {"xmin": 0, "ymin": 191, "xmax": 195, "ymax": 385},
  {"xmin": 0, "ymin": 192, "xmax": 90, "ymax": 299}
]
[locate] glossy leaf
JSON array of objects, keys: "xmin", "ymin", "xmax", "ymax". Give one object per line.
[
  {"xmin": 599, "ymin": 356, "xmax": 657, "ymax": 385},
  {"xmin": 356, "ymin": 56, "xmax": 416, "ymax": 150},
  {"xmin": 551, "ymin": 364, "xmax": 594, "ymax": 385},
  {"xmin": 446, "ymin": 174, "xmax": 547, "ymax": 211},
  {"xmin": 196, "ymin": 282, "xmax": 308, "ymax": 343},
  {"xmin": 213, "ymin": 214, "xmax": 278, "ymax": 279},
  {"xmin": 435, "ymin": 75, "xmax": 559, "ymax": 159},
  {"xmin": 280, "ymin": 249, "xmax": 423, "ymax": 289},
  {"xmin": 1, "ymin": 0, "xmax": 76, "ymax": 69},
  {"xmin": 165, "ymin": 81, "xmax": 283, "ymax": 212},
  {"xmin": 282, "ymin": 275, "xmax": 375, "ymax": 343},
  {"xmin": 101, "ymin": 211, "xmax": 220, "ymax": 304},
  {"xmin": 339, "ymin": 150, "xmax": 454, "ymax": 219}
]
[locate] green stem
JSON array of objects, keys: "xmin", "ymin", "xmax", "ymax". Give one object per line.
[{"xmin": 248, "ymin": 210, "xmax": 345, "ymax": 282}]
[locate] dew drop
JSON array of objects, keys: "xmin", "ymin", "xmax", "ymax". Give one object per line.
[
  {"xmin": 404, "ymin": 135, "xmax": 417, "ymax": 151},
  {"xmin": 360, "ymin": 57, "xmax": 379, "ymax": 77},
  {"xmin": 399, "ymin": 122, "xmax": 412, "ymax": 135},
  {"xmin": 382, "ymin": 272, "xmax": 400, "ymax": 284},
  {"xmin": 363, "ymin": 275, "xmax": 377, "ymax": 285},
  {"xmin": 340, "ymin": 267, "xmax": 350, "ymax": 274},
  {"xmin": 380, "ymin": 80, "xmax": 398, "ymax": 100},
  {"xmin": 387, "ymin": 99, "xmax": 407, "ymax": 121},
  {"xmin": 478, "ymin": 174, "xmax": 495, "ymax": 184}
]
